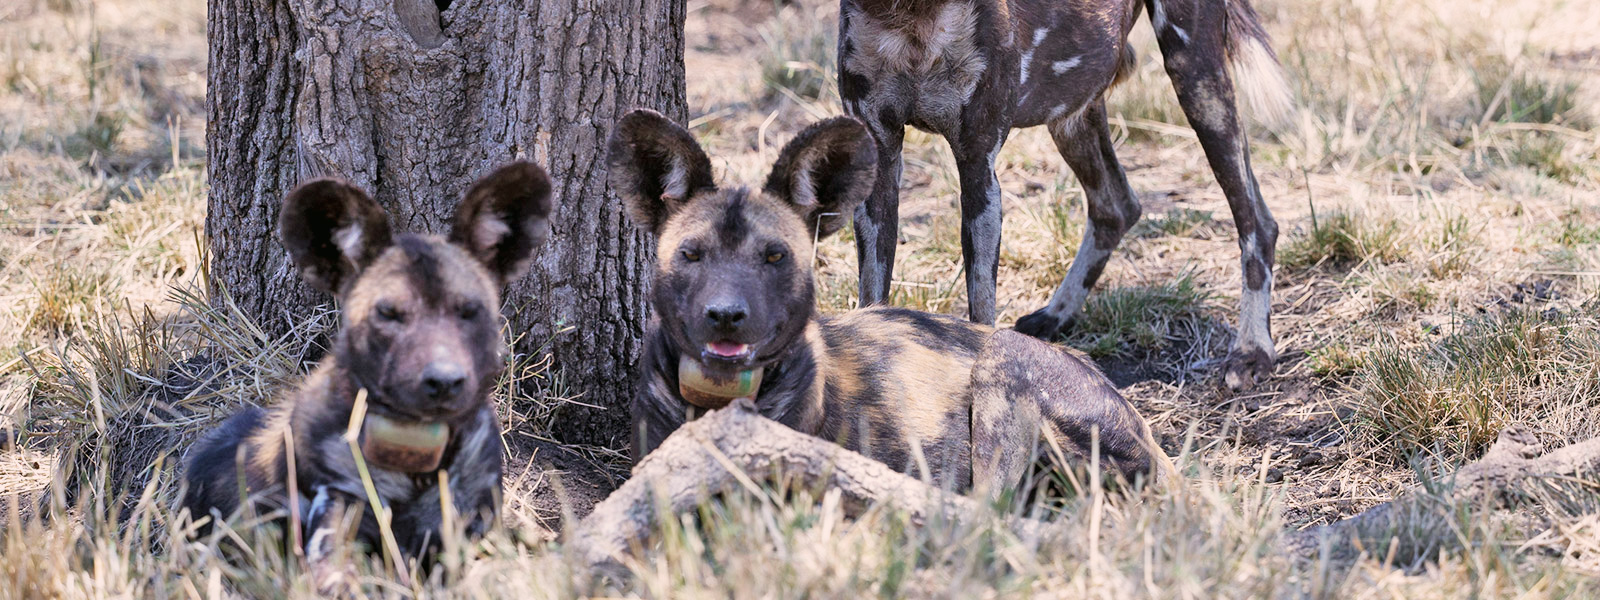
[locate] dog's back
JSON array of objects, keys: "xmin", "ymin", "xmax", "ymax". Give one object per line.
[{"xmin": 182, "ymin": 406, "xmax": 271, "ymax": 526}]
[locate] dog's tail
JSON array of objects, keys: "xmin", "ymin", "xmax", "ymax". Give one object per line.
[{"xmin": 1222, "ymin": 0, "xmax": 1295, "ymax": 128}]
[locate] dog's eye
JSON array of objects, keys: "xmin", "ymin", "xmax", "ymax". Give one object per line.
[
  {"xmin": 457, "ymin": 302, "xmax": 482, "ymax": 321},
  {"xmin": 376, "ymin": 302, "xmax": 405, "ymax": 323},
  {"xmin": 681, "ymin": 249, "xmax": 701, "ymax": 262},
  {"xmin": 765, "ymin": 251, "xmax": 785, "ymax": 264}
]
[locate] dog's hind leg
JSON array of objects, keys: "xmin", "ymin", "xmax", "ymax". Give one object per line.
[
  {"xmin": 972, "ymin": 330, "xmax": 1163, "ymax": 493},
  {"xmin": 1146, "ymin": 0, "xmax": 1285, "ymax": 390},
  {"xmin": 1015, "ymin": 101, "xmax": 1141, "ymax": 340},
  {"xmin": 969, "ymin": 338, "xmax": 1042, "ymax": 498}
]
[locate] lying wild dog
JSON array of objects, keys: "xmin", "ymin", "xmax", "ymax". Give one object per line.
[
  {"xmin": 182, "ymin": 162, "xmax": 552, "ymax": 563},
  {"xmin": 838, "ymin": 0, "xmax": 1292, "ymax": 390},
  {"xmin": 607, "ymin": 110, "xmax": 1166, "ymax": 490}
]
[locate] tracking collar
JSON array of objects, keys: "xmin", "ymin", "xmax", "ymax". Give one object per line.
[{"xmin": 678, "ymin": 354, "xmax": 763, "ymax": 409}]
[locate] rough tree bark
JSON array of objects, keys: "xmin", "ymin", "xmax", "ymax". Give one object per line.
[{"xmin": 206, "ymin": 0, "xmax": 684, "ymax": 446}]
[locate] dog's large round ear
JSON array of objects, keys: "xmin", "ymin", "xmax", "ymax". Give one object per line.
[
  {"xmin": 279, "ymin": 179, "xmax": 393, "ymax": 295},
  {"xmin": 605, "ymin": 109, "xmax": 716, "ymax": 234},
  {"xmin": 448, "ymin": 161, "xmax": 554, "ymax": 286},
  {"xmin": 763, "ymin": 117, "xmax": 877, "ymax": 240}
]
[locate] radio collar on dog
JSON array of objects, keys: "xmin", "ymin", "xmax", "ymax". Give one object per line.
[
  {"xmin": 678, "ymin": 354, "xmax": 763, "ymax": 409},
  {"xmin": 359, "ymin": 413, "xmax": 449, "ymax": 473}
]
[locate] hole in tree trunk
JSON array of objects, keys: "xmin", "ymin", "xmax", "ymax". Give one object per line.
[
  {"xmin": 394, "ymin": 0, "xmax": 444, "ymax": 48},
  {"xmin": 435, "ymin": 0, "xmax": 452, "ymax": 12}
]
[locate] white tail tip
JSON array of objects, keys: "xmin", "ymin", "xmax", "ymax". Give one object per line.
[{"xmin": 1230, "ymin": 38, "xmax": 1296, "ymax": 130}]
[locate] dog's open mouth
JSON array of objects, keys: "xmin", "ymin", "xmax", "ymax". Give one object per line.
[
  {"xmin": 359, "ymin": 413, "xmax": 449, "ymax": 473},
  {"xmin": 703, "ymin": 340, "xmax": 753, "ymax": 361}
]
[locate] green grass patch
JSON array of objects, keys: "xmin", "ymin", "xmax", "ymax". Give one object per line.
[
  {"xmin": 1132, "ymin": 208, "xmax": 1214, "ymax": 239},
  {"xmin": 1471, "ymin": 57, "xmax": 1584, "ymax": 127},
  {"xmin": 1424, "ymin": 214, "xmax": 1476, "ymax": 278},
  {"xmin": 1555, "ymin": 206, "xmax": 1600, "ymax": 247},
  {"xmin": 1063, "ymin": 273, "xmax": 1214, "ymax": 359},
  {"xmin": 1279, "ymin": 211, "xmax": 1406, "ymax": 271},
  {"xmin": 1307, "ymin": 342, "xmax": 1365, "ymax": 378}
]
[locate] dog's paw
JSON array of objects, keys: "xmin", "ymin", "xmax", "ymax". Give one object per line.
[
  {"xmin": 1222, "ymin": 346, "xmax": 1276, "ymax": 392},
  {"xmin": 311, "ymin": 559, "xmax": 360, "ymax": 596},
  {"xmin": 1013, "ymin": 309, "xmax": 1070, "ymax": 340}
]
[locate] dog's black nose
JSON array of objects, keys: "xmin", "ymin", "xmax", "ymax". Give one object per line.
[
  {"xmin": 420, "ymin": 363, "xmax": 467, "ymax": 400},
  {"xmin": 705, "ymin": 302, "xmax": 747, "ymax": 329}
]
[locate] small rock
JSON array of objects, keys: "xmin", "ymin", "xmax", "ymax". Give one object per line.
[
  {"xmin": 1264, "ymin": 467, "xmax": 1284, "ymax": 484},
  {"xmin": 1318, "ymin": 479, "xmax": 1342, "ymax": 496},
  {"xmin": 1297, "ymin": 452, "xmax": 1324, "ymax": 468}
]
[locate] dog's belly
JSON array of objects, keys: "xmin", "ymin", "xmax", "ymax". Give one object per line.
[{"xmin": 843, "ymin": 0, "xmax": 1132, "ymax": 132}]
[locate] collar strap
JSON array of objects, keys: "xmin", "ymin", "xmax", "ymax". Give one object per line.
[{"xmin": 678, "ymin": 354, "xmax": 762, "ymax": 409}]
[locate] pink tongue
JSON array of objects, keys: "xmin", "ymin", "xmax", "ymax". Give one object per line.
[{"xmin": 709, "ymin": 341, "xmax": 747, "ymax": 357}]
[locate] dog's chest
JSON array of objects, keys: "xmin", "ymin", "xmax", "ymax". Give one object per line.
[
  {"xmin": 306, "ymin": 410, "xmax": 499, "ymax": 508},
  {"xmin": 314, "ymin": 434, "xmax": 429, "ymax": 502},
  {"xmin": 843, "ymin": 2, "xmax": 997, "ymax": 132}
]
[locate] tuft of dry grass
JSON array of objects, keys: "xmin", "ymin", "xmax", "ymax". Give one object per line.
[
  {"xmin": 1356, "ymin": 306, "xmax": 1600, "ymax": 464},
  {"xmin": 1279, "ymin": 211, "xmax": 1407, "ymax": 271},
  {"xmin": 755, "ymin": 3, "xmax": 837, "ymax": 103}
]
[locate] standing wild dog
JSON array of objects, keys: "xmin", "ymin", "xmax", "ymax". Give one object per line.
[
  {"xmin": 840, "ymin": 0, "xmax": 1292, "ymax": 389},
  {"xmin": 608, "ymin": 110, "xmax": 1165, "ymax": 490},
  {"xmin": 181, "ymin": 162, "xmax": 553, "ymax": 563}
]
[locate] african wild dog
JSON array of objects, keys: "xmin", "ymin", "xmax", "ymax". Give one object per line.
[
  {"xmin": 839, "ymin": 0, "xmax": 1293, "ymax": 390},
  {"xmin": 181, "ymin": 162, "xmax": 553, "ymax": 563},
  {"xmin": 607, "ymin": 109, "xmax": 1166, "ymax": 490}
]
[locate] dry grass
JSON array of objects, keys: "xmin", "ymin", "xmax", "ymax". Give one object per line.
[
  {"xmin": 2, "ymin": 0, "xmax": 1600, "ymax": 596},
  {"xmin": 1357, "ymin": 306, "xmax": 1600, "ymax": 463}
]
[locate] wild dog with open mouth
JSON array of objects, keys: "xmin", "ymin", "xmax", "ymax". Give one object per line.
[
  {"xmin": 181, "ymin": 162, "xmax": 552, "ymax": 562},
  {"xmin": 608, "ymin": 110, "xmax": 1164, "ymax": 490},
  {"xmin": 839, "ymin": 0, "xmax": 1292, "ymax": 390}
]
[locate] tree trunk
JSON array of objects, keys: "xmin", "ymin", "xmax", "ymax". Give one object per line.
[{"xmin": 206, "ymin": 0, "xmax": 683, "ymax": 447}]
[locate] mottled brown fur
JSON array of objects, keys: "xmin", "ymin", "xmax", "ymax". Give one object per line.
[
  {"xmin": 842, "ymin": 0, "xmax": 1291, "ymax": 391},
  {"xmin": 181, "ymin": 162, "xmax": 553, "ymax": 563},
  {"xmin": 608, "ymin": 111, "xmax": 1165, "ymax": 492}
]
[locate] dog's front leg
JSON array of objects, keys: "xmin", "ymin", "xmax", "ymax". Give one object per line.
[
  {"xmin": 951, "ymin": 94, "xmax": 1014, "ymax": 326},
  {"xmin": 629, "ymin": 340, "xmax": 689, "ymax": 464},
  {"xmin": 842, "ymin": 93, "xmax": 908, "ymax": 308},
  {"xmin": 300, "ymin": 484, "xmax": 366, "ymax": 592}
]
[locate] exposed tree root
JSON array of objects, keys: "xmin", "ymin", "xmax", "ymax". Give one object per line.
[
  {"xmin": 1285, "ymin": 426, "xmax": 1600, "ymax": 558},
  {"xmin": 565, "ymin": 399, "xmax": 1049, "ymax": 576},
  {"xmin": 566, "ymin": 403, "xmax": 1600, "ymax": 576}
]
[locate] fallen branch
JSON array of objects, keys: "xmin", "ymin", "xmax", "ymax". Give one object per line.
[
  {"xmin": 564, "ymin": 398, "xmax": 1048, "ymax": 575},
  {"xmin": 1285, "ymin": 426, "xmax": 1600, "ymax": 558}
]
